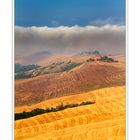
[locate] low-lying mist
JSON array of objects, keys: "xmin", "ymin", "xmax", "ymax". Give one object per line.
[{"xmin": 15, "ymin": 24, "xmax": 126, "ymax": 57}]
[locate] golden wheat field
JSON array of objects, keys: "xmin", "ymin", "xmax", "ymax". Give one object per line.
[{"xmin": 15, "ymin": 86, "xmax": 126, "ymax": 140}]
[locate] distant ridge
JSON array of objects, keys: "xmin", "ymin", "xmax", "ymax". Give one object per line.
[{"xmin": 15, "ymin": 51, "xmax": 52, "ymax": 65}]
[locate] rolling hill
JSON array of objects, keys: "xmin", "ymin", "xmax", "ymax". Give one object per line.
[
  {"xmin": 15, "ymin": 86, "xmax": 126, "ymax": 140},
  {"xmin": 15, "ymin": 61, "xmax": 125, "ymax": 106}
]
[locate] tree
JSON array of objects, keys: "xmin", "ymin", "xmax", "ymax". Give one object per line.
[{"xmin": 86, "ymin": 58, "xmax": 95, "ymax": 62}]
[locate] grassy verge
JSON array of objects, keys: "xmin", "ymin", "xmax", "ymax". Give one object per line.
[{"xmin": 15, "ymin": 101, "xmax": 96, "ymax": 121}]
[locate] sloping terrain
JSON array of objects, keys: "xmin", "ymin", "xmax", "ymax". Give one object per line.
[
  {"xmin": 15, "ymin": 51, "xmax": 102, "ymax": 79},
  {"xmin": 15, "ymin": 62, "xmax": 125, "ymax": 106},
  {"xmin": 15, "ymin": 51, "xmax": 101, "ymax": 66},
  {"xmin": 15, "ymin": 86, "xmax": 126, "ymax": 140},
  {"xmin": 29, "ymin": 61, "xmax": 82, "ymax": 77},
  {"xmin": 15, "ymin": 61, "xmax": 82, "ymax": 80}
]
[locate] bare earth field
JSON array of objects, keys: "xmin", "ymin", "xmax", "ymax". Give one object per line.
[
  {"xmin": 15, "ymin": 61, "xmax": 125, "ymax": 107},
  {"xmin": 15, "ymin": 86, "xmax": 126, "ymax": 140}
]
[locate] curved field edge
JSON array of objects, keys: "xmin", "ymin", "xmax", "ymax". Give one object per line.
[
  {"xmin": 15, "ymin": 85, "xmax": 125, "ymax": 113},
  {"xmin": 15, "ymin": 86, "xmax": 126, "ymax": 140},
  {"xmin": 15, "ymin": 101, "xmax": 95, "ymax": 120}
]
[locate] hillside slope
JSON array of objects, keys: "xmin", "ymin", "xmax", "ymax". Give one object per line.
[
  {"xmin": 15, "ymin": 62, "xmax": 125, "ymax": 107},
  {"xmin": 15, "ymin": 86, "xmax": 126, "ymax": 140},
  {"xmin": 15, "ymin": 62, "xmax": 125, "ymax": 106}
]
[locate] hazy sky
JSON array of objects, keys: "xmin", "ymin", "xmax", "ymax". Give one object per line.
[{"xmin": 15, "ymin": 0, "xmax": 125, "ymax": 27}]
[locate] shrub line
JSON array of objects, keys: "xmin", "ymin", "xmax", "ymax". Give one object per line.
[{"xmin": 15, "ymin": 101, "xmax": 96, "ymax": 121}]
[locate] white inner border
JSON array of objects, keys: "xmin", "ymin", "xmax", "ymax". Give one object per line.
[{"xmin": 0, "ymin": 0, "xmax": 13, "ymax": 139}]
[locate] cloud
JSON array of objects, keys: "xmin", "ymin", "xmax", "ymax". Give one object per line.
[{"xmin": 15, "ymin": 25, "xmax": 126, "ymax": 56}]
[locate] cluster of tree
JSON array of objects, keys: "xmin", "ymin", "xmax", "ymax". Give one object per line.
[
  {"xmin": 100, "ymin": 56, "xmax": 115, "ymax": 62},
  {"xmin": 86, "ymin": 58, "xmax": 95, "ymax": 62},
  {"xmin": 80, "ymin": 50, "xmax": 100, "ymax": 55},
  {"xmin": 15, "ymin": 101, "xmax": 96, "ymax": 120},
  {"xmin": 15, "ymin": 72, "xmax": 31, "ymax": 80},
  {"xmin": 50, "ymin": 62, "xmax": 64, "ymax": 69},
  {"xmin": 61, "ymin": 62, "xmax": 81, "ymax": 71},
  {"xmin": 15, "ymin": 63, "xmax": 40, "ymax": 73}
]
